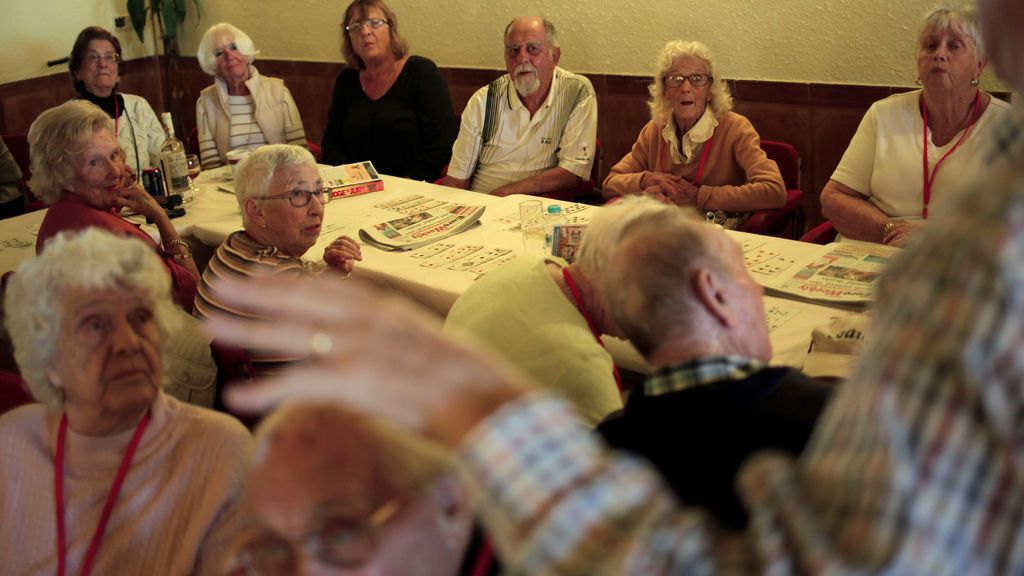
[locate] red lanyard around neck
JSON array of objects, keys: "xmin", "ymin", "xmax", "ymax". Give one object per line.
[
  {"xmin": 562, "ymin": 267, "xmax": 622, "ymax": 391},
  {"xmin": 657, "ymin": 133, "xmax": 714, "ymax": 188},
  {"xmin": 113, "ymin": 96, "xmax": 119, "ymax": 137},
  {"xmin": 55, "ymin": 410, "xmax": 151, "ymax": 576},
  {"xmin": 920, "ymin": 90, "xmax": 980, "ymax": 219}
]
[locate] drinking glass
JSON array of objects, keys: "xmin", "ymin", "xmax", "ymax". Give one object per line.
[
  {"xmin": 186, "ymin": 154, "xmax": 201, "ymax": 180},
  {"xmin": 185, "ymin": 154, "xmax": 201, "ymax": 199},
  {"xmin": 519, "ymin": 199, "xmax": 545, "ymax": 255}
]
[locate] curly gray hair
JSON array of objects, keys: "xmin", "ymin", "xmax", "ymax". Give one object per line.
[
  {"xmin": 648, "ymin": 40, "xmax": 733, "ymax": 128},
  {"xmin": 4, "ymin": 229, "xmax": 178, "ymax": 409},
  {"xmin": 235, "ymin": 144, "xmax": 318, "ymax": 227},
  {"xmin": 27, "ymin": 100, "xmax": 114, "ymax": 204}
]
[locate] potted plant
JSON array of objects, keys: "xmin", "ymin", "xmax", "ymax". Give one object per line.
[{"xmin": 125, "ymin": 0, "xmax": 201, "ymax": 136}]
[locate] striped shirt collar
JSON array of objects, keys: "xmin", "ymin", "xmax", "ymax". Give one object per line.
[{"xmin": 644, "ymin": 355, "xmax": 766, "ymax": 397}]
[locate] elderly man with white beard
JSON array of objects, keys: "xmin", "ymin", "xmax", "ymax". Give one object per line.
[{"xmin": 442, "ymin": 16, "xmax": 597, "ymax": 197}]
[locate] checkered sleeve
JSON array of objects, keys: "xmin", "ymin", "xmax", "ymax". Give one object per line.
[{"xmin": 455, "ymin": 391, "xmax": 740, "ymax": 574}]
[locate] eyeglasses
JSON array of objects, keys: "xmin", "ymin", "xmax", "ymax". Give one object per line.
[
  {"xmin": 258, "ymin": 188, "xmax": 330, "ymax": 207},
  {"xmin": 85, "ymin": 53, "xmax": 120, "ymax": 66},
  {"xmin": 235, "ymin": 500, "xmax": 400, "ymax": 575},
  {"xmin": 345, "ymin": 18, "xmax": 388, "ymax": 33},
  {"xmin": 664, "ymin": 73, "xmax": 712, "ymax": 88}
]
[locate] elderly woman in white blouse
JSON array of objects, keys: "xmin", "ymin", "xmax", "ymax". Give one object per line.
[
  {"xmin": 195, "ymin": 23, "xmax": 308, "ymax": 169},
  {"xmin": 820, "ymin": 6, "xmax": 1008, "ymax": 246},
  {"xmin": 0, "ymin": 228, "xmax": 249, "ymax": 574}
]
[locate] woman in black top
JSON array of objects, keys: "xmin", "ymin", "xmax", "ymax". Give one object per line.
[{"xmin": 322, "ymin": 0, "xmax": 456, "ymax": 181}]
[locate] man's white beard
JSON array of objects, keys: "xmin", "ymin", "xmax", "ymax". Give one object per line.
[{"xmin": 513, "ymin": 64, "xmax": 541, "ymax": 96}]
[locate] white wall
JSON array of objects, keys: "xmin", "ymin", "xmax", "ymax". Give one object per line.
[
  {"xmin": 0, "ymin": 0, "xmax": 155, "ymax": 85},
  {"xmin": 3, "ymin": 0, "xmax": 1007, "ymax": 91}
]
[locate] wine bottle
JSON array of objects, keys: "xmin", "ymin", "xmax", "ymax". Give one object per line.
[{"xmin": 159, "ymin": 112, "xmax": 190, "ymax": 194}]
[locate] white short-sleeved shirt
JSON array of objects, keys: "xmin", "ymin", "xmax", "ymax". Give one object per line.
[
  {"xmin": 447, "ymin": 67, "xmax": 597, "ymax": 194},
  {"xmin": 832, "ymin": 89, "xmax": 1008, "ymax": 222}
]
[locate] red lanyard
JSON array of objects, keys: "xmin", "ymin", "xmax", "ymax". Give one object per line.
[
  {"xmin": 657, "ymin": 133, "xmax": 714, "ymax": 188},
  {"xmin": 562, "ymin": 267, "xmax": 622, "ymax": 391},
  {"xmin": 55, "ymin": 411, "xmax": 151, "ymax": 576},
  {"xmin": 469, "ymin": 537, "xmax": 494, "ymax": 576},
  {"xmin": 114, "ymin": 96, "xmax": 119, "ymax": 137},
  {"xmin": 921, "ymin": 90, "xmax": 980, "ymax": 219}
]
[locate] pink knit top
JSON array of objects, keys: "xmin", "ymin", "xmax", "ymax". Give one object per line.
[{"xmin": 0, "ymin": 393, "xmax": 250, "ymax": 574}]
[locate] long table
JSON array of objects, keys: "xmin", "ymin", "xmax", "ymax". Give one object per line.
[
  {"xmin": 0, "ymin": 174, "xmax": 859, "ymax": 372},
  {"xmin": 184, "ymin": 175, "xmax": 858, "ymax": 372}
]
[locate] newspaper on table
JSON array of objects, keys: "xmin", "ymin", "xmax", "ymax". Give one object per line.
[
  {"xmin": 757, "ymin": 241, "xmax": 899, "ymax": 309},
  {"xmin": 358, "ymin": 203, "xmax": 486, "ymax": 251}
]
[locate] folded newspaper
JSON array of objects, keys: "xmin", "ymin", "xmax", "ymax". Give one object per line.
[
  {"xmin": 359, "ymin": 203, "xmax": 486, "ymax": 251},
  {"xmin": 757, "ymin": 241, "xmax": 899, "ymax": 309},
  {"xmin": 318, "ymin": 161, "xmax": 384, "ymax": 199}
]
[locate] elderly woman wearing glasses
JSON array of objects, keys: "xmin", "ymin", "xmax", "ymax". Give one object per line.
[
  {"xmin": 194, "ymin": 145, "xmax": 361, "ymax": 369},
  {"xmin": 603, "ymin": 41, "xmax": 785, "ymax": 227},
  {"xmin": 195, "ymin": 23, "xmax": 308, "ymax": 170},
  {"xmin": 0, "ymin": 228, "xmax": 249, "ymax": 574},
  {"xmin": 320, "ymin": 0, "xmax": 456, "ymax": 181},
  {"xmin": 69, "ymin": 27, "xmax": 166, "ymax": 176},
  {"xmin": 224, "ymin": 402, "xmax": 494, "ymax": 575}
]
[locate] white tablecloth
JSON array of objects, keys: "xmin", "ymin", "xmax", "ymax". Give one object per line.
[{"xmin": 0, "ymin": 175, "xmax": 852, "ymax": 373}]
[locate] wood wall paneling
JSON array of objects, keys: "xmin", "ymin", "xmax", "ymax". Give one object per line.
[{"xmin": 6, "ymin": 58, "xmax": 1005, "ymax": 232}]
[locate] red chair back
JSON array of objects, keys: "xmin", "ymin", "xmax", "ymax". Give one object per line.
[
  {"xmin": 800, "ymin": 221, "xmax": 838, "ymax": 244},
  {"xmin": 741, "ymin": 140, "xmax": 805, "ymax": 239},
  {"xmin": 760, "ymin": 140, "xmax": 800, "ymax": 190}
]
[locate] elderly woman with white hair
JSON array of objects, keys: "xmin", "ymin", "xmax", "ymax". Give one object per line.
[
  {"xmin": 821, "ymin": 6, "xmax": 1008, "ymax": 247},
  {"xmin": 31, "ymin": 99, "xmax": 199, "ymax": 311},
  {"xmin": 603, "ymin": 41, "xmax": 785, "ymax": 228},
  {"xmin": 194, "ymin": 144, "xmax": 361, "ymax": 370},
  {"xmin": 195, "ymin": 23, "xmax": 308, "ymax": 170},
  {"xmin": 444, "ymin": 196, "xmax": 675, "ymax": 426},
  {"xmin": 0, "ymin": 228, "xmax": 249, "ymax": 574}
]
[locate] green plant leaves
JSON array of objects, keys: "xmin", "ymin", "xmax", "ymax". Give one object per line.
[
  {"xmin": 127, "ymin": 0, "xmax": 148, "ymax": 43},
  {"xmin": 125, "ymin": 0, "xmax": 200, "ymax": 43}
]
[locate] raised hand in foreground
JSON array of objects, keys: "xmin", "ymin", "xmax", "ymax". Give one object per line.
[{"xmin": 204, "ymin": 274, "xmax": 528, "ymax": 446}]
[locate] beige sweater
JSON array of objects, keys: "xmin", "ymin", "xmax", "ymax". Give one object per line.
[
  {"xmin": 0, "ymin": 393, "xmax": 250, "ymax": 575},
  {"xmin": 603, "ymin": 112, "xmax": 786, "ymax": 211}
]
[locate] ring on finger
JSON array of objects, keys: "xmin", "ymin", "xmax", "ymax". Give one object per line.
[{"xmin": 309, "ymin": 331, "xmax": 333, "ymax": 357}]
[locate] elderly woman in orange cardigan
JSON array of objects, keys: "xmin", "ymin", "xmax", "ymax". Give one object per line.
[{"xmin": 603, "ymin": 40, "xmax": 784, "ymax": 228}]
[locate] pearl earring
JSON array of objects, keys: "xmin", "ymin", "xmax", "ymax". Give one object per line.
[{"xmin": 970, "ymin": 78, "xmax": 979, "ymax": 86}]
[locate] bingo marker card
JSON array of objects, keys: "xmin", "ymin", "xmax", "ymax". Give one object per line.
[{"xmin": 420, "ymin": 245, "xmax": 483, "ymax": 268}]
